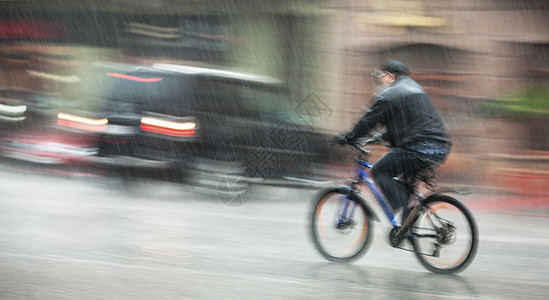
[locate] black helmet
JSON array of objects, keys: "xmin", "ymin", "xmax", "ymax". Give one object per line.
[{"xmin": 382, "ymin": 59, "xmax": 410, "ymax": 76}]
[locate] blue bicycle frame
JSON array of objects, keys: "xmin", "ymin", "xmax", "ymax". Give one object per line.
[{"xmin": 340, "ymin": 157, "xmax": 400, "ymax": 227}]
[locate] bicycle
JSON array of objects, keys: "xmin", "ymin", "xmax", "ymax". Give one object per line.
[{"xmin": 310, "ymin": 137, "xmax": 479, "ymax": 274}]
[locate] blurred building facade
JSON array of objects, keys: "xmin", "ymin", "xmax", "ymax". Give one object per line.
[
  {"xmin": 328, "ymin": 0, "xmax": 549, "ymax": 131},
  {"xmin": 0, "ymin": 0, "xmax": 328, "ymax": 100}
]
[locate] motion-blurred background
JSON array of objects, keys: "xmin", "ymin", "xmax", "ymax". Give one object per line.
[{"xmin": 0, "ymin": 0, "xmax": 548, "ymax": 196}]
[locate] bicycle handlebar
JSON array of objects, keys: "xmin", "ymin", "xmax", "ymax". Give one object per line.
[{"xmin": 348, "ymin": 141, "xmax": 369, "ymax": 155}]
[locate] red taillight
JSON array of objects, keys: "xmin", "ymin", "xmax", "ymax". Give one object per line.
[
  {"xmin": 107, "ymin": 73, "xmax": 163, "ymax": 83},
  {"xmin": 140, "ymin": 125, "xmax": 195, "ymax": 137},
  {"xmin": 140, "ymin": 117, "xmax": 196, "ymax": 137},
  {"xmin": 57, "ymin": 113, "xmax": 108, "ymax": 132}
]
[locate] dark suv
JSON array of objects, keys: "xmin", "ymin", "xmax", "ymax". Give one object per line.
[{"xmin": 56, "ymin": 62, "xmax": 333, "ymax": 185}]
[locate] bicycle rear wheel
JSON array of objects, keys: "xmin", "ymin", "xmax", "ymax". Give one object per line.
[
  {"xmin": 310, "ymin": 188, "xmax": 374, "ymax": 263},
  {"xmin": 411, "ymin": 195, "xmax": 478, "ymax": 274}
]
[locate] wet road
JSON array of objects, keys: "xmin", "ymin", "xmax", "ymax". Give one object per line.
[{"xmin": 1, "ymin": 167, "xmax": 548, "ymax": 299}]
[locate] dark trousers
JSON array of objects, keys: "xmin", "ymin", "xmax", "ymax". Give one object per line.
[{"xmin": 371, "ymin": 148, "xmax": 445, "ymax": 215}]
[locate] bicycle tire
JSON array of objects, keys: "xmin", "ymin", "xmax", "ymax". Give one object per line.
[
  {"xmin": 410, "ymin": 195, "xmax": 479, "ymax": 274},
  {"xmin": 310, "ymin": 187, "xmax": 374, "ymax": 263}
]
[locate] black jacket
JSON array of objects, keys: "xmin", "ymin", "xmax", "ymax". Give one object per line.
[{"xmin": 347, "ymin": 76, "xmax": 450, "ymax": 148}]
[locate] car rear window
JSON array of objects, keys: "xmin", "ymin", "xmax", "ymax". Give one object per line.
[
  {"xmin": 191, "ymin": 77, "xmax": 292, "ymax": 119},
  {"xmin": 95, "ymin": 73, "xmax": 193, "ymax": 115}
]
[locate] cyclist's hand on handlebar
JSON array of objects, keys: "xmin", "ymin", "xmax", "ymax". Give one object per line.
[
  {"xmin": 335, "ymin": 134, "xmax": 357, "ymax": 145},
  {"xmin": 334, "ymin": 134, "xmax": 348, "ymax": 145}
]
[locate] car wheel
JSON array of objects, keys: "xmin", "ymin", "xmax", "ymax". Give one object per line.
[{"xmin": 187, "ymin": 158, "xmax": 253, "ymax": 205}]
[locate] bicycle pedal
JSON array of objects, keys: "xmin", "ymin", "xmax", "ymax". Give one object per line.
[{"xmin": 389, "ymin": 227, "xmax": 404, "ymax": 247}]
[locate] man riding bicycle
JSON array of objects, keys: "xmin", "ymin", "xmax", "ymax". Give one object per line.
[{"xmin": 336, "ymin": 59, "xmax": 452, "ymax": 237}]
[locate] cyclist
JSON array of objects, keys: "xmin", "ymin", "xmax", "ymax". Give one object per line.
[{"xmin": 336, "ymin": 59, "xmax": 452, "ymax": 239}]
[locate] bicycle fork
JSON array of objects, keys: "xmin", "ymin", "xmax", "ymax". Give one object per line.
[{"xmin": 336, "ymin": 196, "xmax": 358, "ymax": 229}]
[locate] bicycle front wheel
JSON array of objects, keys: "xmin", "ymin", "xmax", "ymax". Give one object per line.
[
  {"xmin": 411, "ymin": 195, "xmax": 479, "ymax": 274},
  {"xmin": 310, "ymin": 188, "xmax": 374, "ymax": 263}
]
